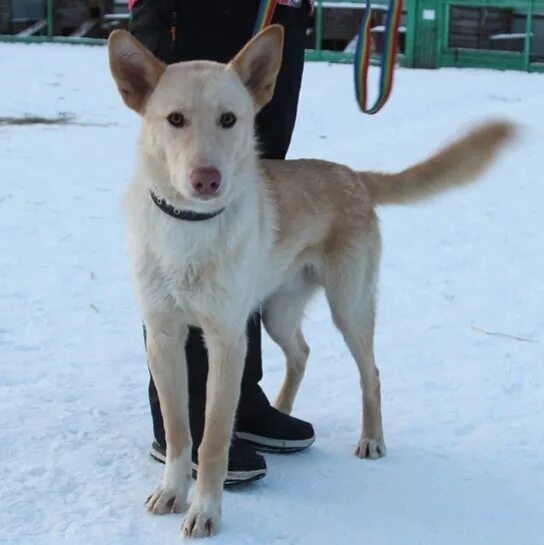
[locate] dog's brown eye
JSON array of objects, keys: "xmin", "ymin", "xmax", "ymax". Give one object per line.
[
  {"xmin": 167, "ymin": 112, "xmax": 185, "ymax": 128},
  {"xmin": 219, "ymin": 112, "xmax": 236, "ymax": 129}
]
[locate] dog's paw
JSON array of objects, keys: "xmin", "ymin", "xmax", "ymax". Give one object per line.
[
  {"xmin": 182, "ymin": 502, "xmax": 221, "ymax": 538},
  {"xmin": 145, "ymin": 485, "xmax": 189, "ymax": 515},
  {"xmin": 355, "ymin": 437, "xmax": 386, "ymax": 460}
]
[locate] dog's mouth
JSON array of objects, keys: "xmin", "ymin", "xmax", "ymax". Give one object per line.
[
  {"xmin": 192, "ymin": 181, "xmax": 234, "ymax": 209},
  {"xmin": 166, "ymin": 177, "xmax": 228, "ymax": 207},
  {"xmin": 168, "ymin": 176, "xmax": 230, "ymax": 206},
  {"xmin": 189, "ymin": 190, "xmax": 225, "ymax": 202}
]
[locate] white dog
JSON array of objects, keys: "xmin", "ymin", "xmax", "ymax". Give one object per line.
[{"xmin": 108, "ymin": 25, "xmax": 513, "ymax": 538}]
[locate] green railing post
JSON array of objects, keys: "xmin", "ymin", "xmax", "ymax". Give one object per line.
[
  {"xmin": 46, "ymin": 0, "xmax": 54, "ymax": 38},
  {"xmin": 524, "ymin": 0, "xmax": 534, "ymax": 71},
  {"xmin": 315, "ymin": 0, "xmax": 323, "ymax": 60},
  {"xmin": 403, "ymin": 0, "xmax": 417, "ymax": 66},
  {"xmin": 443, "ymin": 2, "xmax": 451, "ymax": 53}
]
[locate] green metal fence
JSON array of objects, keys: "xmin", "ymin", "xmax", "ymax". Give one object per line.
[
  {"xmin": 437, "ymin": 0, "xmax": 544, "ymax": 72},
  {"xmin": 403, "ymin": 0, "xmax": 544, "ymax": 72},
  {"xmin": 0, "ymin": 0, "xmax": 106, "ymax": 45},
  {"xmin": 1, "ymin": 0, "xmax": 543, "ymax": 72},
  {"xmin": 304, "ymin": 0, "xmax": 406, "ymax": 65},
  {"xmin": 0, "ymin": 0, "xmax": 400, "ymax": 55}
]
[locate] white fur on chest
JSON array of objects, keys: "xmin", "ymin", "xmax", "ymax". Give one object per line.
[{"xmin": 124, "ymin": 176, "xmax": 276, "ymax": 332}]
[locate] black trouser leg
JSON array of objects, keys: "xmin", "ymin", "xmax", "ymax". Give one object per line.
[
  {"xmin": 146, "ymin": 3, "xmax": 308, "ymax": 449},
  {"xmin": 256, "ymin": 6, "xmax": 307, "ymax": 160}
]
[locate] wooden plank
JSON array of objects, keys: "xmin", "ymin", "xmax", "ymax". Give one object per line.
[
  {"xmin": 491, "ymin": 32, "xmax": 532, "ymax": 40},
  {"xmin": 103, "ymin": 13, "xmax": 131, "ymax": 21},
  {"xmin": 371, "ymin": 25, "xmax": 406, "ymax": 33},
  {"xmin": 56, "ymin": 0, "xmax": 88, "ymax": 32},
  {"xmin": 323, "ymin": 7, "xmax": 363, "ymax": 41},
  {"xmin": 17, "ymin": 19, "xmax": 47, "ymax": 37},
  {"xmin": 0, "ymin": 0, "xmax": 10, "ymax": 33},
  {"xmin": 70, "ymin": 20, "xmax": 97, "ymax": 38},
  {"xmin": 449, "ymin": 6, "xmax": 513, "ymax": 51}
]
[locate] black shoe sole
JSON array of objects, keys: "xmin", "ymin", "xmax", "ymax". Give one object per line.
[
  {"xmin": 235, "ymin": 431, "xmax": 316, "ymax": 453},
  {"xmin": 149, "ymin": 444, "xmax": 266, "ymax": 488}
]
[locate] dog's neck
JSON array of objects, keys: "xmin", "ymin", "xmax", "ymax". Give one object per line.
[{"xmin": 149, "ymin": 190, "xmax": 226, "ymax": 222}]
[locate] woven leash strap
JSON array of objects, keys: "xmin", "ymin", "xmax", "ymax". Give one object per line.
[
  {"xmin": 354, "ymin": 0, "xmax": 402, "ymax": 114},
  {"xmin": 253, "ymin": 0, "xmax": 279, "ymax": 34}
]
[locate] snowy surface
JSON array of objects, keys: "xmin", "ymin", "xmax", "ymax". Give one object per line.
[{"xmin": 1, "ymin": 43, "xmax": 543, "ymax": 545}]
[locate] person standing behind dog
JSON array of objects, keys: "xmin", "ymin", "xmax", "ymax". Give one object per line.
[{"xmin": 129, "ymin": 0, "xmax": 315, "ymax": 485}]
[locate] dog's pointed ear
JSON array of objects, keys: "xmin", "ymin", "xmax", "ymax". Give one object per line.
[
  {"xmin": 108, "ymin": 29, "xmax": 166, "ymax": 114},
  {"xmin": 228, "ymin": 25, "xmax": 284, "ymax": 110}
]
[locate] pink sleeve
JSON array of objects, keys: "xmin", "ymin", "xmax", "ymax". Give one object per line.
[{"xmin": 128, "ymin": 0, "xmax": 138, "ymax": 11}]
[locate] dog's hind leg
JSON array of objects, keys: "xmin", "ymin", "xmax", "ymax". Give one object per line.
[
  {"xmin": 324, "ymin": 232, "xmax": 386, "ymax": 460},
  {"xmin": 144, "ymin": 311, "xmax": 192, "ymax": 514},
  {"xmin": 263, "ymin": 270, "xmax": 318, "ymax": 415}
]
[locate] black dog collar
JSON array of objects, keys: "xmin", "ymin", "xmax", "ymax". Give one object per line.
[{"xmin": 150, "ymin": 191, "xmax": 225, "ymax": 222}]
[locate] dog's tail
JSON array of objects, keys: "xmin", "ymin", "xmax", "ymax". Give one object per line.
[{"xmin": 364, "ymin": 121, "xmax": 516, "ymax": 206}]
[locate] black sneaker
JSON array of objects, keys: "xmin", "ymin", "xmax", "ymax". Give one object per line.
[
  {"xmin": 149, "ymin": 436, "xmax": 267, "ymax": 487},
  {"xmin": 236, "ymin": 405, "xmax": 315, "ymax": 453}
]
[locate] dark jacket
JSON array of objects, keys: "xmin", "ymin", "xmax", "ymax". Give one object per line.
[{"xmin": 130, "ymin": 0, "xmax": 263, "ymax": 64}]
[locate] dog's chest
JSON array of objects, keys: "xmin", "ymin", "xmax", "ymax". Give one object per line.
[
  {"xmin": 152, "ymin": 227, "xmax": 221, "ymax": 296},
  {"xmin": 165, "ymin": 253, "xmax": 217, "ymax": 296},
  {"xmin": 127, "ymin": 185, "xmax": 275, "ymax": 325},
  {"xmin": 141, "ymin": 214, "xmax": 256, "ymax": 312}
]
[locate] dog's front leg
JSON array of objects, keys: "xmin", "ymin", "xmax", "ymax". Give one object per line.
[
  {"xmin": 182, "ymin": 329, "xmax": 246, "ymax": 538},
  {"xmin": 144, "ymin": 311, "xmax": 192, "ymax": 515}
]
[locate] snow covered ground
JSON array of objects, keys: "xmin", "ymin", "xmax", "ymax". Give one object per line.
[{"xmin": 1, "ymin": 43, "xmax": 543, "ymax": 545}]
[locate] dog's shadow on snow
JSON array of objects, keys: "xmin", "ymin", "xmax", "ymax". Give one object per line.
[{"xmin": 220, "ymin": 444, "xmax": 540, "ymax": 544}]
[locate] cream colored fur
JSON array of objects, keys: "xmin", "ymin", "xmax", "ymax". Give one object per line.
[{"xmin": 108, "ymin": 26, "xmax": 514, "ymax": 538}]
